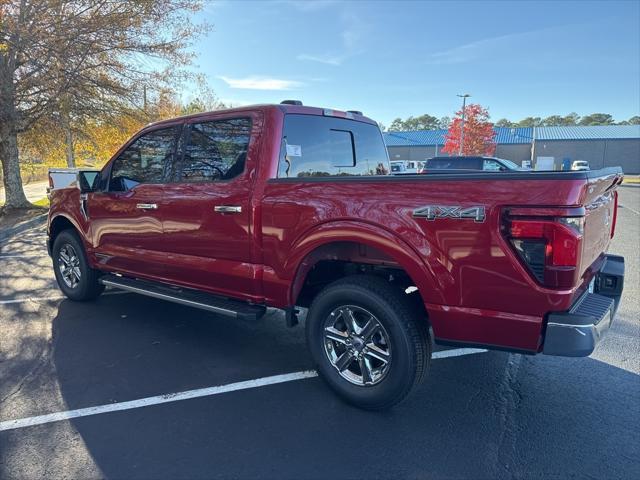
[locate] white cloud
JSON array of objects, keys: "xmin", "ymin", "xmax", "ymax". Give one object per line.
[
  {"xmin": 426, "ymin": 24, "xmax": 580, "ymax": 65},
  {"xmin": 296, "ymin": 53, "xmax": 344, "ymax": 66},
  {"xmin": 426, "ymin": 34, "xmax": 517, "ymax": 65},
  {"xmin": 217, "ymin": 75, "xmax": 303, "ymax": 90}
]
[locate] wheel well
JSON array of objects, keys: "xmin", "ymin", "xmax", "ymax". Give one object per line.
[
  {"xmin": 49, "ymin": 216, "xmax": 77, "ymax": 250},
  {"xmin": 293, "ymin": 242, "xmax": 428, "ymax": 322}
]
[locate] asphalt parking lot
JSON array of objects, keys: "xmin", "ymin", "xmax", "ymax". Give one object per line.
[{"xmin": 1, "ymin": 186, "xmax": 638, "ymax": 479}]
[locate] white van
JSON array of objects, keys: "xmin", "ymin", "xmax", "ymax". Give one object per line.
[{"xmin": 571, "ymin": 160, "xmax": 590, "ymax": 171}]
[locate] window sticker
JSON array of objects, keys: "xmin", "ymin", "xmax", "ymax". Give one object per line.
[{"xmin": 286, "ymin": 144, "xmax": 302, "ymax": 157}]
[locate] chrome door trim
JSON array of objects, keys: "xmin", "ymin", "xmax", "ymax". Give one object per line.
[
  {"xmin": 136, "ymin": 203, "xmax": 158, "ymax": 210},
  {"xmin": 214, "ymin": 205, "xmax": 242, "ymax": 214}
]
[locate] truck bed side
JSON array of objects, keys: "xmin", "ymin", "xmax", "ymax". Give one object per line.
[{"xmin": 260, "ymin": 169, "xmax": 622, "ymax": 352}]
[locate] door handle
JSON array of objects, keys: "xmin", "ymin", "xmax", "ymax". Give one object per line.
[
  {"xmin": 136, "ymin": 203, "xmax": 158, "ymax": 210},
  {"xmin": 214, "ymin": 205, "xmax": 242, "ymax": 214}
]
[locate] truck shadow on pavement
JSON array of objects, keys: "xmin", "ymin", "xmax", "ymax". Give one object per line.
[{"xmin": 48, "ymin": 295, "xmax": 640, "ymax": 480}]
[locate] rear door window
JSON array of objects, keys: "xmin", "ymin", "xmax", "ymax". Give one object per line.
[
  {"xmin": 180, "ymin": 118, "xmax": 252, "ymax": 182},
  {"xmin": 109, "ymin": 127, "xmax": 179, "ymax": 191},
  {"xmin": 278, "ymin": 114, "xmax": 389, "ymax": 177}
]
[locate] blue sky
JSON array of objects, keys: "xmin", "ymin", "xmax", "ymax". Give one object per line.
[{"xmin": 189, "ymin": 0, "xmax": 640, "ymax": 126}]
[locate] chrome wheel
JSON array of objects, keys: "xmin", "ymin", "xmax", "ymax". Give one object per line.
[
  {"xmin": 323, "ymin": 305, "xmax": 391, "ymax": 386},
  {"xmin": 58, "ymin": 244, "xmax": 81, "ymax": 289}
]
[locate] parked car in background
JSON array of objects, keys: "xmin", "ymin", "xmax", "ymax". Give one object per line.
[
  {"xmin": 419, "ymin": 156, "xmax": 527, "ymax": 173},
  {"xmin": 572, "ymin": 160, "xmax": 590, "ymax": 171},
  {"xmin": 390, "ymin": 161, "xmax": 407, "ymax": 174},
  {"xmin": 404, "ymin": 160, "xmax": 423, "ymax": 174}
]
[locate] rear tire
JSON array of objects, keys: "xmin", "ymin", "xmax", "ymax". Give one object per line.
[
  {"xmin": 306, "ymin": 275, "xmax": 430, "ymax": 410},
  {"xmin": 52, "ymin": 230, "xmax": 104, "ymax": 301}
]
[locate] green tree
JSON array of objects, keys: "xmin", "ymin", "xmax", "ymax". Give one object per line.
[
  {"xmin": 579, "ymin": 113, "xmax": 615, "ymax": 126},
  {"xmin": 438, "ymin": 116, "xmax": 451, "ymax": 129},
  {"xmin": 619, "ymin": 115, "xmax": 640, "ymax": 125},
  {"xmin": 516, "ymin": 117, "xmax": 542, "ymax": 127},
  {"xmin": 540, "ymin": 114, "xmax": 581, "ymax": 126},
  {"xmin": 562, "ymin": 112, "xmax": 581, "ymax": 125},
  {"xmin": 388, "ymin": 114, "xmax": 440, "ymax": 131},
  {"xmin": 495, "ymin": 118, "xmax": 515, "ymax": 127},
  {"xmin": 388, "ymin": 118, "xmax": 404, "ymax": 131}
]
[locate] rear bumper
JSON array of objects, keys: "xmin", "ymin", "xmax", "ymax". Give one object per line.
[{"xmin": 543, "ymin": 254, "xmax": 624, "ymax": 357}]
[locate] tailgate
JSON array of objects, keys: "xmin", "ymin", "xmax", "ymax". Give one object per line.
[{"xmin": 580, "ymin": 170, "xmax": 623, "ymax": 275}]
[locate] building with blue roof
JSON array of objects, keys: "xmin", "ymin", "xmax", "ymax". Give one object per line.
[{"xmin": 384, "ymin": 125, "xmax": 640, "ymax": 173}]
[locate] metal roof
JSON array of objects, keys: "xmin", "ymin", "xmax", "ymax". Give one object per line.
[
  {"xmin": 383, "ymin": 129, "xmax": 448, "ymax": 146},
  {"xmin": 495, "ymin": 127, "xmax": 533, "ymax": 144},
  {"xmin": 535, "ymin": 125, "xmax": 640, "ymax": 140},
  {"xmin": 384, "ymin": 125, "xmax": 640, "ymax": 147}
]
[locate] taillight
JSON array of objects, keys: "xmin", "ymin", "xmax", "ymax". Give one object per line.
[{"xmin": 506, "ymin": 216, "xmax": 584, "ymax": 289}]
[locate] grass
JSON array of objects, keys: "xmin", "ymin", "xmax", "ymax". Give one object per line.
[
  {"xmin": 31, "ymin": 196, "xmax": 50, "ymax": 207},
  {"xmin": 0, "ymin": 196, "xmax": 49, "ymax": 208}
]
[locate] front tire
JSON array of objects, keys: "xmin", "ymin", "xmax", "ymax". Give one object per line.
[
  {"xmin": 306, "ymin": 275, "xmax": 430, "ymax": 410},
  {"xmin": 52, "ymin": 230, "xmax": 104, "ymax": 301}
]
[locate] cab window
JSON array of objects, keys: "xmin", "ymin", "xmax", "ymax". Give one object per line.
[
  {"xmin": 278, "ymin": 114, "xmax": 389, "ymax": 177},
  {"xmin": 109, "ymin": 127, "xmax": 179, "ymax": 191},
  {"xmin": 180, "ymin": 118, "xmax": 252, "ymax": 182}
]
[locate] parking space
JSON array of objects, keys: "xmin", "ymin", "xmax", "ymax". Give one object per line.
[{"xmin": 1, "ymin": 186, "xmax": 639, "ymax": 479}]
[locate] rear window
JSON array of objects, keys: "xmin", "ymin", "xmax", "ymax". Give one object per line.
[{"xmin": 278, "ymin": 114, "xmax": 389, "ymax": 178}]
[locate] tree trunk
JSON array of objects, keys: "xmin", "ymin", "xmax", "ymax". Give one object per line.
[
  {"xmin": 0, "ymin": 131, "xmax": 30, "ymax": 208},
  {"xmin": 64, "ymin": 122, "xmax": 75, "ymax": 168},
  {"xmin": 61, "ymin": 108, "xmax": 76, "ymax": 168},
  {"xmin": 0, "ymin": 56, "xmax": 30, "ymax": 209}
]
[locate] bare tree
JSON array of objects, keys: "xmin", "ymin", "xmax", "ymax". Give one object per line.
[{"xmin": 0, "ymin": 0, "xmax": 208, "ymax": 208}]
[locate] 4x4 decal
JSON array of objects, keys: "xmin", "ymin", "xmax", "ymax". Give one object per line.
[{"xmin": 413, "ymin": 205, "xmax": 486, "ymax": 223}]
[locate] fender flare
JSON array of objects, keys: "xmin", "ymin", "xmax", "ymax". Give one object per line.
[
  {"xmin": 285, "ymin": 220, "xmax": 445, "ymax": 306},
  {"xmin": 48, "ymin": 213, "xmax": 89, "ymax": 251}
]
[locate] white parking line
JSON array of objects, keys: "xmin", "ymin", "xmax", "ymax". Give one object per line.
[
  {"xmin": 0, "ymin": 290, "xmax": 128, "ymax": 305},
  {"xmin": 0, "ymin": 294, "xmax": 68, "ymax": 305},
  {"xmin": 620, "ymin": 203, "xmax": 640, "ymax": 215},
  {"xmin": 432, "ymin": 348, "xmax": 487, "ymax": 359},
  {"xmin": 0, "ymin": 348, "xmax": 489, "ymax": 432},
  {"xmin": 0, "ymin": 371, "xmax": 319, "ymax": 432}
]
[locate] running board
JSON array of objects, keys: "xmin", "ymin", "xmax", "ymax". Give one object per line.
[{"xmin": 100, "ymin": 274, "xmax": 266, "ymax": 321}]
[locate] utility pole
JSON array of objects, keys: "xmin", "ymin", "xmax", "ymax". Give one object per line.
[
  {"xmin": 530, "ymin": 124, "xmax": 536, "ymax": 165},
  {"xmin": 457, "ymin": 93, "xmax": 471, "ymax": 155}
]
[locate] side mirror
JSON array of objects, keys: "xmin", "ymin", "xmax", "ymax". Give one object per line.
[{"xmin": 78, "ymin": 170, "xmax": 100, "ymax": 193}]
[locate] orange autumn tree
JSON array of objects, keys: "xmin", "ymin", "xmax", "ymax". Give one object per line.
[{"xmin": 442, "ymin": 104, "xmax": 496, "ymax": 156}]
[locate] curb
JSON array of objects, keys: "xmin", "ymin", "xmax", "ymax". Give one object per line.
[{"xmin": 0, "ymin": 212, "xmax": 48, "ymax": 243}]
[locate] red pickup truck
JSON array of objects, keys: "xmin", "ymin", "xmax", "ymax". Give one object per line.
[{"xmin": 47, "ymin": 101, "xmax": 625, "ymax": 409}]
